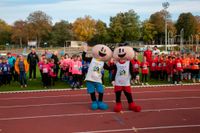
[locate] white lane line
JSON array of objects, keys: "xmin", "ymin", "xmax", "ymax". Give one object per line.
[
  {"xmin": 0, "ymin": 96, "xmax": 200, "ymax": 109},
  {"xmin": 0, "ymin": 83, "xmax": 199, "ymax": 94},
  {"xmin": 1, "ymin": 89, "xmax": 200, "ymax": 101},
  {"xmin": 0, "ymin": 107, "xmax": 200, "ymax": 121},
  {"xmin": 75, "ymin": 124, "xmax": 200, "ymax": 133}
]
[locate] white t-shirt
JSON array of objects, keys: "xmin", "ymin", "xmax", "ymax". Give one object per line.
[
  {"xmin": 152, "ymin": 49, "xmax": 160, "ymax": 55},
  {"xmin": 115, "ymin": 61, "xmax": 131, "ymax": 86},
  {"xmin": 85, "ymin": 58, "xmax": 104, "ymax": 83}
]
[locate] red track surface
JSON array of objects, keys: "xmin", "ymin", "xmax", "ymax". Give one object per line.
[{"xmin": 0, "ymin": 85, "xmax": 200, "ymax": 133}]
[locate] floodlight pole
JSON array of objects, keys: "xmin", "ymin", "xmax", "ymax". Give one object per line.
[{"xmin": 162, "ymin": 2, "xmax": 169, "ymax": 51}]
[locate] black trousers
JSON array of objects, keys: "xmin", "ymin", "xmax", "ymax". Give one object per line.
[
  {"xmin": 29, "ymin": 65, "xmax": 36, "ymax": 79},
  {"xmin": 115, "ymin": 90, "xmax": 133, "ymax": 103},
  {"xmin": 43, "ymin": 73, "xmax": 50, "ymax": 87}
]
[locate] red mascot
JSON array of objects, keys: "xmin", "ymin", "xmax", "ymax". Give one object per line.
[{"xmin": 111, "ymin": 44, "xmax": 141, "ymax": 112}]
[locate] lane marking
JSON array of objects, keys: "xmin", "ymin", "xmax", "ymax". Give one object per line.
[
  {"xmin": 75, "ymin": 124, "xmax": 200, "ymax": 133},
  {"xmin": 0, "ymin": 96, "xmax": 200, "ymax": 109},
  {"xmin": 0, "ymin": 106, "xmax": 200, "ymax": 121},
  {"xmin": 1, "ymin": 89, "xmax": 200, "ymax": 101},
  {"xmin": 0, "ymin": 83, "xmax": 199, "ymax": 94}
]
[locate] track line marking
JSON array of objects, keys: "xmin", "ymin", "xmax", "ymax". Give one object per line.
[
  {"xmin": 75, "ymin": 124, "xmax": 200, "ymax": 133},
  {"xmin": 0, "ymin": 107, "xmax": 200, "ymax": 121},
  {"xmin": 0, "ymin": 83, "xmax": 199, "ymax": 94},
  {"xmin": 1, "ymin": 89, "xmax": 200, "ymax": 101},
  {"xmin": 0, "ymin": 96, "xmax": 200, "ymax": 109}
]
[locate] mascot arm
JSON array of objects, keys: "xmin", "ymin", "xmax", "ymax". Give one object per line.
[
  {"xmin": 111, "ymin": 64, "xmax": 117, "ymax": 82},
  {"xmin": 82, "ymin": 51, "xmax": 92, "ymax": 62}
]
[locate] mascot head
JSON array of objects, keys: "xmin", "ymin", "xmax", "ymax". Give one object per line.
[
  {"xmin": 92, "ymin": 44, "xmax": 112, "ymax": 61},
  {"xmin": 113, "ymin": 44, "xmax": 135, "ymax": 61}
]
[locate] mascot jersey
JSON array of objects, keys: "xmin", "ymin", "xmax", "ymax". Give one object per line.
[
  {"xmin": 115, "ymin": 61, "xmax": 131, "ymax": 86},
  {"xmin": 85, "ymin": 58, "xmax": 104, "ymax": 83}
]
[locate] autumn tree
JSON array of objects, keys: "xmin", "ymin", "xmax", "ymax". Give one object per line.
[
  {"xmin": 0, "ymin": 19, "xmax": 12, "ymax": 45},
  {"xmin": 109, "ymin": 10, "xmax": 140, "ymax": 43},
  {"xmin": 176, "ymin": 13, "xmax": 197, "ymax": 41},
  {"xmin": 90, "ymin": 20, "xmax": 109, "ymax": 44},
  {"xmin": 73, "ymin": 16, "xmax": 96, "ymax": 42},
  {"xmin": 50, "ymin": 20, "xmax": 73, "ymax": 46},
  {"xmin": 141, "ymin": 20, "xmax": 157, "ymax": 44},
  {"xmin": 11, "ymin": 20, "xmax": 27, "ymax": 48},
  {"xmin": 27, "ymin": 11, "xmax": 52, "ymax": 47}
]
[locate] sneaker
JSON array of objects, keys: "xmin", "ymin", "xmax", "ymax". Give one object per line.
[
  {"xmin": 142, "ymin": 83, "xmax": 144, "ymax": 86},
  {"xmin": 29, "ymin": 79, "xmax": 32, "ymax": 81},
  {"xmin": 145, "ymin": 82, "xmax": 149, "ymax": 85},
  {"xmin": 24, "ymin": 85, "xmax": 27, "ymax": 88},
  {"xmin": 174, "ymin": 81, "xmax": 177, "ymax": 85}
]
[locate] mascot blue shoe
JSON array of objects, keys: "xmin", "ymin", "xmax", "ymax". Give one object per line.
[
  {"xmin": 98, "ymin": 101, "xmax": 108, "ymax": 110},
  {"xmin": 91, "ymin": 101, "xmax": 98, "ymax": 110}
]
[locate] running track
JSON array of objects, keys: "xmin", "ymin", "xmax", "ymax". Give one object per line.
[{"xmin": 0, "ymin": 84, "xmax": 200, "ymax": 133}]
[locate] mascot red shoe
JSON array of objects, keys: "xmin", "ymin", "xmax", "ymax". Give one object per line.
[{"xmin": 111, "ymin": 44, "xmax": 141, "ymax": 112}]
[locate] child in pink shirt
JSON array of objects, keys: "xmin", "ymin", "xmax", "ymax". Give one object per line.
[
  {"xmin": 71, "ymin": 54, "xmax": 82, "ymax": 89},
  {"xmin": 41, "ymin": 58, "xmax": 51, "ymax": 88}
]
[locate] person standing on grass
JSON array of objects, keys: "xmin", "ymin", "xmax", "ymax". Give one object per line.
[
  {"xmin": 15, "ymin": 55, "xmax": 29, "ymax": 88},
  {"xmin": 51, "ymin": 51, "xmax": 59, "ymax": 80},
  {"xmin": 143, "ymin": 46, "xmax": 152, "ymax": 63},
  {"xmin": 2, "ymin": 58, "xmax": 11, "ymax": 85},
  {"xmin": 41, "ymin": 58, "xmax": 51, "ymax": 88},
  {"xmin": 7, "ymin": 52, "xmax": 16, "ymax": 81},
  {"xmin": 140, "ymin": 56, "xmax": 149, "ymax": 85},
  {"xmin": 27, "ymin": 48, "xmax": 39, "ymax": 80}
]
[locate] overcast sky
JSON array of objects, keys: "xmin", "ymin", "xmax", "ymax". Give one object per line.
[{"xmin": 0, "ymin": 0, "xmax": 199, "ymax": 25}]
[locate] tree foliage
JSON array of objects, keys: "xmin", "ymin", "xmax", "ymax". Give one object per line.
[
  {"xmin": 90, "ymin": 20, "xmax": 109, "ymax": 44},
  {"xmin": 176, "ymin": 12, "xmax": 197, "ymax": 39},
  {"xmin": 73, "ymin": 16, "xmax": 96, "ymax": 42},
  {"xmin": 11, "ymin": 20, "xmax": 27, "ymax": 47},
  {"xmin": 109, "ymin": 10, "xmax": 140, "ymax": 43},
  {"xmin": 0, "ymin": 19, "xmax": 12, "ymax": 45},
  {"xmin": 50, "ymin": 20, "xmax": 73, "ymax": 46},
  {"xmin": 141, "ymin": 20, "xmax": 157, "ymax": 44},
  {"xmin": 27, "ymin": 11, "xmax": 52, "ymax": 46}
]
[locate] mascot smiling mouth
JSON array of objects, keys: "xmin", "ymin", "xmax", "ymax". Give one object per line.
[
  {"xmin": 99, "ymin": 51, "xmax": 107, "ymax": 57},
  {"xmin": 118, "ymin": 53, "xmax": 126, "ymax": 58}
]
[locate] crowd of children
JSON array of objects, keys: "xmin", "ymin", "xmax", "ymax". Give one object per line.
[{"xmin": 0, "ymin": 49, "xmax": 199, "ymax": 89}]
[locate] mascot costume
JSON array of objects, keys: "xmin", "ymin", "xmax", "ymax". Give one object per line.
[
  {"xmin": 112, "ymin": 44, "xmax": 141, "ymax": 112},
  {"xmin": 82, "ymin": 44, "xmax": 112, "ymax": 110}
]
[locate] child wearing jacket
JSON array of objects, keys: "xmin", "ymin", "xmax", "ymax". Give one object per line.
[{"xmin": 15, "ymin": 55, "xmax": 29, "ymax": 88}]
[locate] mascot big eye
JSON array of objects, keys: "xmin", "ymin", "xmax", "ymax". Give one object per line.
[
  {"xmin": 82, "ymin": 44, "xmax": 112, "ymax": 110},
  {"xmin": 111, "ymin": 45, "xmax": 141, "ymax": 112}
]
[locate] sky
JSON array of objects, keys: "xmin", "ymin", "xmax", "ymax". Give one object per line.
[{"xmin": 0, "ymin": 0, "xmax": 200, "ymax": 25}]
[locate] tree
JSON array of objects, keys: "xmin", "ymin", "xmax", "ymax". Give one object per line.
[
  {"xmin": 109, "ymin": 10, "xmax": 140, "ymax": 43},
  {"xmin": 141, "ymin": 20, "xmax": 157, "ymax": 44},
  {"xmin": 11, "ymin": 20, "xmax": 27, "ymax": 47},
  {"xmin": 27, "ymin": 11, "xmax": 52, "ymax": 47},
  {"xmin": 0, "ymin": 19, "xmax": 12, "ymax": 45},
  {"xmin": 50, "ymin": 20, "xmax": 73, "ymax": 46},
  {"xmin": 73, "ymin": 16, "xmax": 96, "ymax": 42},
  {"xmin": 90, "ymin": 20, "xmax": 109, "ymax": 44},
  {"xmin": 176, "ymin": 13, "xmax": 197, "ymax": 42}
]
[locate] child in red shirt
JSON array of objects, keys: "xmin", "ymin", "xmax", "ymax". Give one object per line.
[
  {"xmin": 131, "ymin": 54, "xmax": 141, "ymax": 84},
  {"xmin": 173, "ymin": 55, "xmax": 183, "ymax": 84},
  {"xmin": 140, "ymin": 56, "xmax": 149, "ymax": 85},
  {"xmin": 149, "ymin": 55, "xmax": 157, "ymax": 80}
]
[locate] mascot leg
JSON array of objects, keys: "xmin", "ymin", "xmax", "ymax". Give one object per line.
[
  {"xmin": 124, "ymin": 90, "xmax": 141, "ymax": 112},
  {"xmin": 97, "ymin": 93, "xmax": 108, "ymax": 110},
  {"xmin": 114, "ymin": 91, "xmax": 122, "ymax": 112},
  {"xmin": 87, "ymin": 81, "xmax": 98, "ymax": 110},
  {"xmin": 90, "ymin": 92, "xmax": 98, "ymax": 110}
]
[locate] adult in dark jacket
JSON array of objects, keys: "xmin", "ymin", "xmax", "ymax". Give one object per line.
[
  {"xmin": 27, "ymin": 48, "xmax": 39, "ymax": 80},
  {"xmin": 51, "ymin": 51, "xmax": 59, "ymax": 80}
]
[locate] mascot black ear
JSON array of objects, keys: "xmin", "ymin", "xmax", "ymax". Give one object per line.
[{"xmin": 119, "ymin": 42, "xmax": 129, "ymax": 47}]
